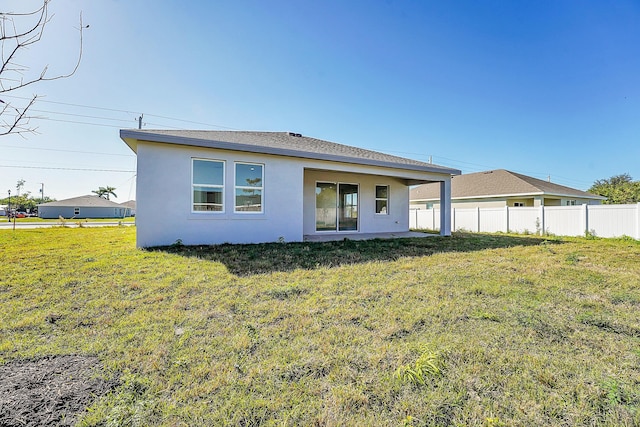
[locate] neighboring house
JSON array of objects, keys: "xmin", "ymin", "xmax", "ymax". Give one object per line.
[
  {"xmin": 120, "ymin": 200, "xmax": 136, "ymax": 217},
  {"xmin": 410, "ymin": 169, "xmax": 606, "ymax": 210},
  {"xmin": 38, "ymin": 195, "xmax": 131, "ymax": 219},
  {"xmin": 120, "ymin": 129, "xmax": 461, "ymax": 247}
]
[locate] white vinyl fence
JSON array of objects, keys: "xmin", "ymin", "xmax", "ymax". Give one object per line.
[{"xmin": 410, "ymin": 203, "xmax": 640, "ymax": 240}]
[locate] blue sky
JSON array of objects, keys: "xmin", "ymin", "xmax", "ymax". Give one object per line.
[{"xmin": 2, "ymin": 0, "xmax": 639, "ymax": 202}]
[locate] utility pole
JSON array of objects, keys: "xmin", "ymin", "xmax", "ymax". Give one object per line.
[
  {"xmin": 138, "ymin": 114, "xmax": 143, "ymax": 129},
  {"xmin": 39, "ymin": 182, "xmax": 44, "ymax": 203}
]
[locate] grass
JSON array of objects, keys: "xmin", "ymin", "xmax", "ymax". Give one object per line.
[
  {"xmin": 1, "ymin": 227, "xmax": 639, "ymax": 426},
  {"xmin": 4, "ymin": 216, "xmax": 135, "ymax": 223}
]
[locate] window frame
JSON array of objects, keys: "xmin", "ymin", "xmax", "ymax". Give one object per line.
[
  {"xmin": 192, "ymin": 158, "xmax": 225, "ymax": 213},
  {"xmin": 375, "ymin": 184, "xmax": 389, "ymax": 215},
  {"xmin": 234, "ymin": 162, "xmax": 264, "ymax": 214}
]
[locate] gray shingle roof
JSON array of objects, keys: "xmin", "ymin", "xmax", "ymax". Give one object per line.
[
  {"xmin": 410, "ymin": 169, "xmax": 606, "ymax": 200},
  {"xmin": 38, "ymin": 195, "xmax": 123, "ymax": 207},
  {"xmin": 120, "ymin": 200, "xmax": 136, "ymax": 209},
  {"xmin": 120, "ymin": 129, "xmax": 460, "ymax": 175}
]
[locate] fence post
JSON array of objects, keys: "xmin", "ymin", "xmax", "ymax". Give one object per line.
[
  {"xmin": 432, "ymin": 208, "xmax": 435, "ymax": 231},
  {"xmin": 505, "ymin": 206, "xmax": 509, "ymax": 233},
  {"xmin": 452, "ymin": 208, "xmax": 456, "ymax": 232},
  {"xmin": 582, "ymin": 204, "xmax": 588, "ymax": 236},
  {"xmin": 477, "ymin": 207, "xmax": 481, "ymax": 232},
  {"xmin": 636, "ymin": 203, "xmax": 640, "ymax": 240},
  {"xmin": 540, "ymin": 205, "xmax": 545, "ymax": 236}
]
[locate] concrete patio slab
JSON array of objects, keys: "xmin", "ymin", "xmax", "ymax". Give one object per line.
[{"xmin": 303, "ymin": 231, "xmax": 437, "ymax": 242}]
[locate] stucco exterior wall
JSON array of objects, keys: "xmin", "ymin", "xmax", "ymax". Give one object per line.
[
  {"xmin": 135, "ymin": 141, "xmax": 451, "ymax": 247},
  {"xmin": 39, "ymin": 206, "xmax": 126, "ymax": 219},
  {"xmin": 303, "ymin": 170, "xmax": 408, "ymax": 236},
  {"xmin": 135, "ymin": 142, "xmax": 305, "ymax": 247}
]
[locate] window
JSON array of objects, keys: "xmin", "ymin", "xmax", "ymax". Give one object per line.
[
  {"xmin": 566, "ymin": 200, "xmax": 576, "ymax": 206},
  {"xmin": 315, "ymin": 182, "xmax": 358, "ymax": 231},
  {"xmin": 513, "ymin": 202, "xmax": 525, "ymax": 207},
  {"xmin": 375, "ymin": 185, "xmax": 389, "ymax": 214},
  {"xmin": 74, "ymin": 208, "xmax": 80, "ymax": 215},
  {"xmin": 235, "ymin": 163, "xmax": 263, "ymax": 213},
  {"xmin": 192, "ymin": 159, "xmax": 224, "ymax": 212}
]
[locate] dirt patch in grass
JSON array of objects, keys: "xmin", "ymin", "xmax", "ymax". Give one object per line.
[{"xmin": 0, "ymin": 355, "xmax": 118, "ymax": 427}]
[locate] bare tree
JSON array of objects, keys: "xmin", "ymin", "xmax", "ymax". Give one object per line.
[{"xmin": 0, "ymin": 0, "xmax": 86, "ymax": 137}]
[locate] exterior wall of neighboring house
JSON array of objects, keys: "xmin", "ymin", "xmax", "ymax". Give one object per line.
[
  {"xmin": 412, "ymin": 195, "xmax": 602, "ymax": 210},
  {"xmin": 39, "ymin": 206, "xmax": 129, "ymax": 219},
  {"xmin": 135, "ymin": 141, "xmax": 450, "ymax": 247},
  {"xmin": 412, "ymin": 198, "xmax": 532, "ymax": 210},
  {"xmin": 555, "ymin": 197, "xmax": 602, "ymax": 206}
]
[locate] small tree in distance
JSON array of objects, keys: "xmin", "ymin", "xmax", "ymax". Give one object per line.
[{"xmin": 588, "ymin": 173, "xmax": 640, "ymax": 204}]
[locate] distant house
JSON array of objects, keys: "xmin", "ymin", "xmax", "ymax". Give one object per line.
[
  {"xmin": 410, "ymin": 169, "xmax": 605, "ymax": 209},
  {"xmin": 120, "ymin": 129, "xmax": 461, "ymax": 247},
  {"xmin": 38, "ymin": 195, "xmax": 131, "ymax": 219},
  {"xmin": 120, "ymin": 200, "xmax": 136, "ymax": 217}
]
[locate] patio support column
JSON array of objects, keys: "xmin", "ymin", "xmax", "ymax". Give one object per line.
[{"xmin": 440, "ymin": 179, "xmax": 452, "ymax": 236}]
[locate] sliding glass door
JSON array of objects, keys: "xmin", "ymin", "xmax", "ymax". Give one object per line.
[
  {"xmin": 315, "ymin": 183, "xmax": 337, "ymax": 231},
  {"xmin": 338, "ymin": 184, "xmax": 358, "ymax": 231},
  {"xmin": 316, "ymin": 182, "xmax": 358, "ymax": 232}
]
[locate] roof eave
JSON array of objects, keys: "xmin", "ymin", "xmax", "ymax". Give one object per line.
[
  {"xmin": 120, "ymin": 129, "xmax": 461, "ymax": 176},
  {"xmin": 540, "ymin": 191, "xmax": 607, "ymax": 200}
]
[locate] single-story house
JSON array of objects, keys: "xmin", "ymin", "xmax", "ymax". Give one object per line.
[
  {"xmin": 410, "ymin": 169, "xmax": 606, "ymax": 209},
  {"xmin": 120, "ymin": 129, "xmax": 461, "ymax": 247},
  {"xmin": 120, "ymin": 200, "xmax": 136, "ymax": 217},
  {"xmin": 38, "ymin": 195, "xmax": 132, "ymax": 219}
]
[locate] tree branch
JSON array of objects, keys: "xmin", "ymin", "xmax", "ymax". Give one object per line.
[{"xmin": 0, "ymin": 0, "xmax": 85, "ymax": 137}]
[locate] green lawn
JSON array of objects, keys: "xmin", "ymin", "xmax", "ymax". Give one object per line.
[
  {"xmin": 4, "ymin": 216, "xmax": 135, "ymax": 223},
  {"xmin": 1, "ymin": 227, "xmax": 639, "ymax": 426}
]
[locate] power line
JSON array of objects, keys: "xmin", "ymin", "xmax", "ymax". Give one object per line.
[
  {"xmin": 1, "ymin": 144, "xmax": 135, "ymax": 157},
  {"xmin": 379, "ymin": 148, "xmax": 595, "ymax": 188},
  {"xmin": 0, "ymin": 165, "xmax": 135, "ymax": 172},
  {"xmin": 30, "ymin": 108, "xmax": 137, "ymax": 124},
  {"xmin": 3, "ymin": 95, "xmax": 141, "ymax": 115},
  {"xmin": 2, "ymin": 94, "xmax": 600, "ymax": 188},
  {"xmin": 30, "ymin": 117, "xmax": 125, "ymax": 128},
  {"xmin": 2, "ymin": 94, "xmax": 238, "ymax": 130}
]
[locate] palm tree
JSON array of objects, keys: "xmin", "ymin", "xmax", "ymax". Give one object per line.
[
  {"xmin": 103, "ymin": 186, "xmax": 117, "ymax": 200},
  {"xmin": 16, "ymin": 179, "xmax": 25, "ymax": 196},
  {"xmin": 92, "ymin": 186, "xmax": 117, "ymax": 200}
]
